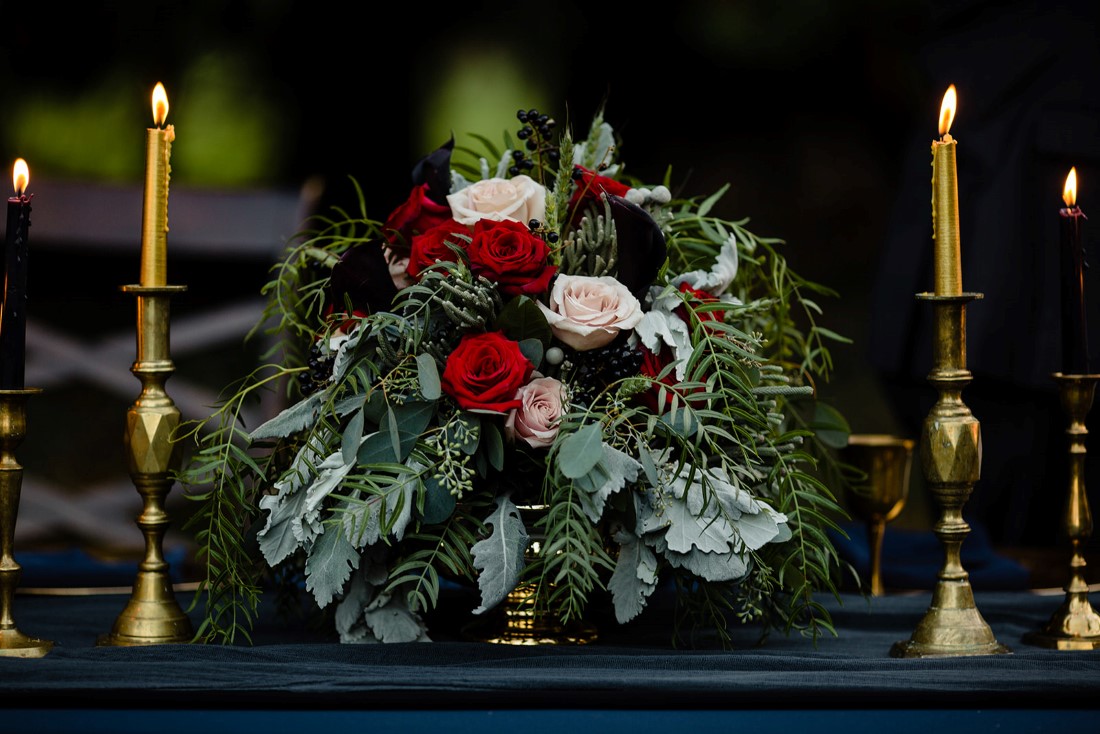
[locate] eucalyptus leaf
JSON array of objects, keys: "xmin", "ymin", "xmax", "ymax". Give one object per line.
[
  {"xmin": 518, "ymin": 338, "xmax": 544, "ymax": 370},
  {"xmin": 342, "ymin": 407, "xmax": 366, "ymax": 465},
  {"xmin": 416, "ymin": 353, "xmax": 442, "ymax": 400},
  {"xmin": 810, "ymin": 401, "xmax": 851, "ymax": 449},
  {"xmin": 420, "ymin": 475, "xmax": 456, "ymax": 524},
  {"xmin": 557, "ymin": 423, "xmax": 603, "ymax": 479},
  {"xmin": 495, "ymin": 295, "xmax": 552, "ymax": 346},
  {"xmin": 482, "ymin": 421, "xmax": 504, "ymax": 472}
]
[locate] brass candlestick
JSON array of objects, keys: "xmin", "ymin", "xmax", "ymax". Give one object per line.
[
  {"xmin": 1023, "ymin": 373, "xmax": 1100, "ymax": 650},
  {"xmin": 0, "ymin": 388, "xmax": 53, "ymax": 658},
  {"xmin": 98, "ymin": 284, "xmax": 193, "ymax": 646},
  {"xmin": 891, "ymin": 292, "xmax": 1011, "ymax": 658}
]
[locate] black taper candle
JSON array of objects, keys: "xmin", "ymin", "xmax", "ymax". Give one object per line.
[{"xmin": 0, "ymin": 181, "xmax": 30, "ymax": 390}]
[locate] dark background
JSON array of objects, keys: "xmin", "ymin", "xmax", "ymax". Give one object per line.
[{"xmin": 1, "ymin": 0, "xmax": 1098, "ymax": 574}]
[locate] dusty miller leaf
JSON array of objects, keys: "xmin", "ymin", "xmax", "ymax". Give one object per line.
[
  {"xmin": 470, "ymin": 494, "xmax": 528, "ymax": 614},
  {"xmin": 305, "ymin": 521, "xmax": 361, "ymax": 608},
  {"xmin": 249, "ymin": 391, "xmax": 324, "ymax": 441},
  {"xmin": 573, "ymin": 444, "xmax": 642, "ymax": 523},
  {"xmin": 608, "ymin": 532, "xmax": 659, "ymax": 624}
]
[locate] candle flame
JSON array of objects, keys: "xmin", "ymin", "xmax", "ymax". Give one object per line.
[
  {"xmin": 12, "ymin": 158, "xmax": 28, "ymax": 196},
  {"xmin": 938, "ymin": 85, "xmax": 957, "ymax": 136},
  {"xmin": 1064, "ymin": 167, "xmax": 1077, "ymax": 207},
  {"xmin": 151, "ymin": 82, "xmax": 169, "ymax": 127}
]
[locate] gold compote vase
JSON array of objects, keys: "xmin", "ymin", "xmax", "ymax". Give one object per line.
[{"xmin": 463, "ymin": 504, "xmax": 598, "ymax": 645}]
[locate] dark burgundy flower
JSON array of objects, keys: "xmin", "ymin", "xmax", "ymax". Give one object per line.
[
  {"xmin": 606, "ymin": 194, "xmax": 667, "ymax": 299},
  {"xmin": 327, "ymin": 243, "xmax": 399, "ymax": 321}
]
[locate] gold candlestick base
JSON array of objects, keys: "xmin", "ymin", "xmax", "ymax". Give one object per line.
[
  {"xmin": 891, "ymin": 292, "xmax": 1010, "ymax": 658},
  {"xmin": 99, "ymin": 284, "xmax": 193, "ymax": 647},
  {"xmin": 1023, "ymin": 373, "xmax": 1100, "ymax": 651},
  {"xmin": 0, "ymin": 388, "xmax": 54, "ymax": 658}
]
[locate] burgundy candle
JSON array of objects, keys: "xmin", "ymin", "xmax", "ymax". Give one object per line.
[
  {"xmin": 0, "ymin": 158, "xmax": 30, "ymax": 390},
  {"xmin": 1059, "ymin": 166, "xmax": 1089, "ymax": 375}
]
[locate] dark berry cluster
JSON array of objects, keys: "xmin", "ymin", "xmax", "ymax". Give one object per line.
[
  {"xmin": 512, "ymin": 108, "xmax": 560, "ymax": 177},
  {"xmin": 527, "ymin": 218, "xmax": 560, "ymax": 245},
  {"xmin": 561, "ymin": 338, "xmax": 644, "ymax": 405},
  {"xmin": 296, "ymin": 341, "xmax": 336, "ymax": 396}
]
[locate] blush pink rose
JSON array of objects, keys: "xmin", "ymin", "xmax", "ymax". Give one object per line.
[
  {"xmin": 505, "ymin": 376, "xmax": 566, "ymax": 448},
  {"xmin": 537, "ymin": 274, "xmax": 644, "ymax": 350},
  {"xmin": 447, "ymin": 175, "xmax": 546, "ymax": 227}
]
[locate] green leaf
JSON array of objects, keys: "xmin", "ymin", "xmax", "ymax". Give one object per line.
[
  {"xmin": 420, "ymin": 475, "xmax": 456, "ymax": 524},
  {"xmin": 557, "ymin": 422, "xmax": 603, "ymax": 479},
  {"xmin": 810, "ymin": 401, "xmax": 851, "ymax": 449},
  {"xmin": 416, "ymin": 353, "xmax": 441, "ymax": 400},
  {"xmin": 495, "ymin": 295, "xmax": 552, "ymax": 346},
  {"xmin": 518, "ymin": 338, "xmax": 544, "ymax": 371},
  {"xmin": 342, "ymin": 407, "xmax": 365, "ymax": 465},
  {"xmin": 482, "ymin": 421, "xmax": 504, "ymax": 472}
]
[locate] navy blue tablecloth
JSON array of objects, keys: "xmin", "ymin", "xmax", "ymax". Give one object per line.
[{"xmin": 2, "ymin": 585, "xmax": 1098, "ymax": 715}]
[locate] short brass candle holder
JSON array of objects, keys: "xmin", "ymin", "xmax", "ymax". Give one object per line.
[
  {"xmin": 891, "ymin": 292, "xmax": 1011, "ymax": 658},
  {"xmin": 0, "ymin": 387, "xmax": 53, "ymax": 658},
  {"xmin": 98, "ymin": 284, "xmax": 193, "ymax": 647},
  {"xmin": 1022, "ymin": 373, "xmax": 1100, "ymax": 650}
]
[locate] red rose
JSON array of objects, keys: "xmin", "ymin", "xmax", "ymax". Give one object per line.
[
  {"xmin": 442, "ymin": 331, "xmax": 534, "ymax": 412},
  {"xmin": 407, "ymin": 220, "xmax": 470, "ymax": 279},
  {"xmin": 567, "ymin": 165, "xmax": 632, "ymax": 227},
  {"xmin": 675, "ymin": 282, "xmax": 728, "ymax": 326},
  {"xmin": 383, "ymin": 183, "xmax": 454, "ymax": 252},
  {"xmin": 466, "ymin": 219, "xmax": 557, "ymax": 296}
]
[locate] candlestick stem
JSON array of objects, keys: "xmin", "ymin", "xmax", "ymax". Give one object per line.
[
  {"xmin": 891, "ymin": 292, "xmax": 1011, "ymax": 658},
  {"xmin": 0, "ymin": 387, "xmax": 53, "ymax": 658},
  {"xmin": 99, "ymin": 284, "xmax": 192, "ymax": 646},
  {"xmin": 1023, "ymin": 373, "xmax": 1100, "ymax": 649}
]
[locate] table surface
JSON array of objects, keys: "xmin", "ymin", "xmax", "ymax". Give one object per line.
[
  {"xmin": 3, "ymin": 584, "xmax": 1100, "ymax": 711},
  {"xmin": 2, "ymin": 583, "xmax": 1099, "ymax": 734}
]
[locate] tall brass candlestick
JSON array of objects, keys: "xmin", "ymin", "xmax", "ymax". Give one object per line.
[
  {"xmin": 1023, "ymin": 373, "xmax": 1100, "ymax": 649},
  {"xmin": 890, "ymin": 293, "xmax": 1009, "ymax": 657},
  {"xmin": 0, "ymin": 388, "xmax": 52, "ymax": 658},
  {"xmin": 98, "ymin": 284, "xmax": 192, "ymax": 646}
]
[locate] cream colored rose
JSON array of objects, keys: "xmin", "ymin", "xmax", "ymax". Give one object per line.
[
  {"xmin": 447, "ymin": 175, "xmax": 546, "ymax": 226},
  {"xmin": 505, "ymin": 375, "xmax": 565, "ymax": 448},
  {"xmin": 538, "ymin": 274, "xmax": 644, "ymax": 350}
]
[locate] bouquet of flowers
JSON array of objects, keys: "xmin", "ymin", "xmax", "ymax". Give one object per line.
[{"xmin": 180, "ymin": 104, "xmax": 851, "ymax": 647}]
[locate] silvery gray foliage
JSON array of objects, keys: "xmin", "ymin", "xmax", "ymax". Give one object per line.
[
  {"xmin": 470, "ymin": 494, "xmax": 529, "ymax": 615},
  {"xmin": 608, "ymin": 524, "xmax": 659, "ymax": 624}
]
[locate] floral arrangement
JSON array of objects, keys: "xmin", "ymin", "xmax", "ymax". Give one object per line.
[{"xmin": 180, "ymin": 104, "xmax": 851, "ymax": 647}]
